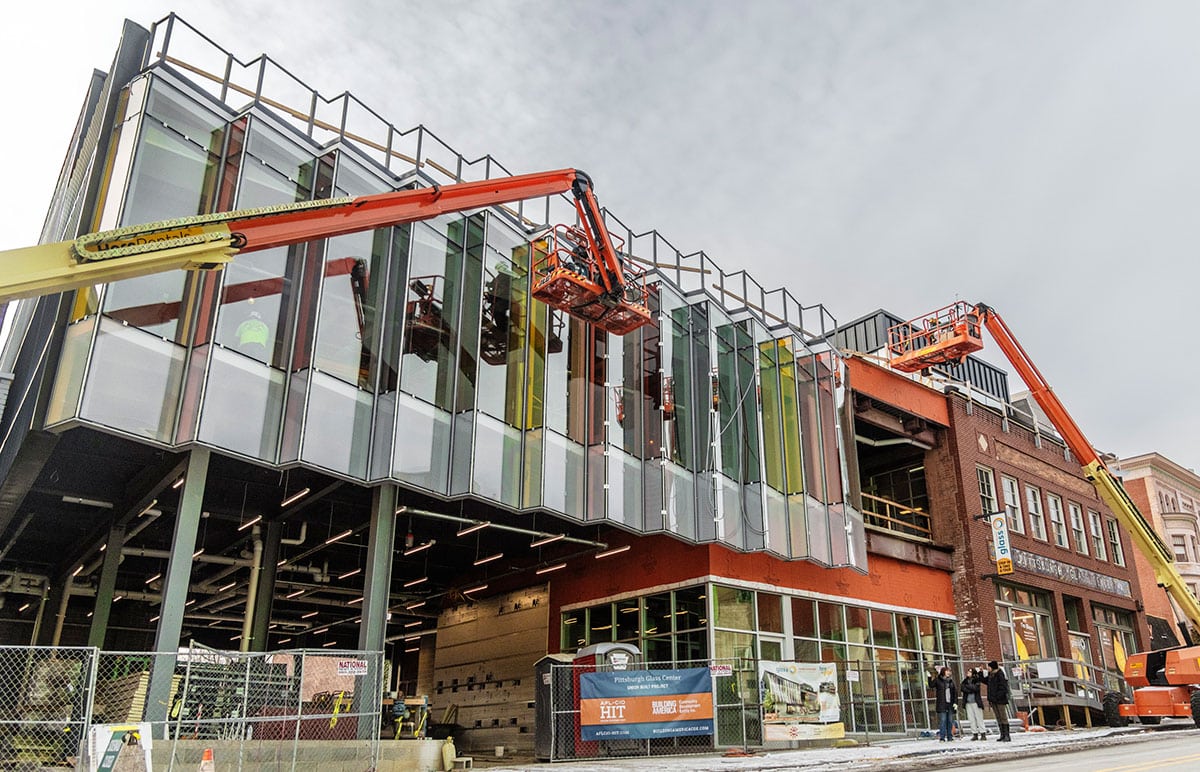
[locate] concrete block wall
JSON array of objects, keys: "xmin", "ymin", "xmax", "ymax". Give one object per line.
[{"xmin": 428, "ymin": 585, "xmax": 548, "ymax": 754}]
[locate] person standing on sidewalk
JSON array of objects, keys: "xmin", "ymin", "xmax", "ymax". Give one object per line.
[
  {"xmin": 927, "ymin": 666, "xmax": 959, "ymax": 741},
  {"xmin": 987, "ymin": 660, "xmax": 1012, "ymax": 742},
  {"xmin": 961, "ymin": 667, "xmax": 987, "ymax": 740}
]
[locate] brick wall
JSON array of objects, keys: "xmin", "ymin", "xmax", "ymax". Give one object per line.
[{"xmin": 938, "ymin": 394, "xmax": 1147, "ymax": 664}]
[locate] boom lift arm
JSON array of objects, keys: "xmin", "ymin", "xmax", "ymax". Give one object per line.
[
  {"xmin": 0, "ymin": 168, "xmax": 652, "ymax": 335},
  {"xmin": 890, "ymin": 301, "xmax": 1200, "ymax": 723},
  {"xmin": 888, "ymin": 302, "xmax": 1200, "ymax": 641}
]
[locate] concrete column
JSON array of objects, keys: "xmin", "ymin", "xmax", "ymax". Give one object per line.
[
  {"xmin": 248, "ymin": 520, "xmax": 282, "ymax": 652},
  {"xmin": 355, "ymin": 485, "xmax": 396, "ymax": 738},
  {"xmin": 87, "ymin": 522, "xmax": 126, "ymax": 648},
  {"xmin": 144, "ymin": 448, "xmax": 209, "ymax": 728}
]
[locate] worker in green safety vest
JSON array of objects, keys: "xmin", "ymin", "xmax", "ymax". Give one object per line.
[{"xmin": 235, "ymin": 310, "xmax": 269, "ymax": 357}]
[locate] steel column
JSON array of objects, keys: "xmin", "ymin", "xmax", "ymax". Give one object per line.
[{"xmin": 87, "ymin": 522, "xmax": 126, "ymax": 648}]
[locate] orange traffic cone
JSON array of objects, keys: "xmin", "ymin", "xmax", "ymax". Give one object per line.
[{"xmin": 199, "ymin": 747, "xmax": 215, "ymax": 771}]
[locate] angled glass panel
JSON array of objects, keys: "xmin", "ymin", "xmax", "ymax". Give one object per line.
[{"xmin": 80, "ymin": 318, "xmax": 183, "ymax": 442}]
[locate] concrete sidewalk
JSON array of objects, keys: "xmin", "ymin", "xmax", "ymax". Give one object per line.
[{"xmin": 477, "ymin": 721, "xmax": 1198, "ymax": 771}]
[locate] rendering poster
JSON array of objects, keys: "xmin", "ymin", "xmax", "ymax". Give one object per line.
[
  {"xmin": 578, "ymin": 667, "xmax": 714, "ymax": 740},
  {"xmin": 758, "ymin": 661, "xmax": 842, "ymax": 741}
]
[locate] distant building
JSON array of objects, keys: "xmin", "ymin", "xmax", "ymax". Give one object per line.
[{"xmin": 1112, "ymin": 452, "xmax": 1200, "ymax": 649}]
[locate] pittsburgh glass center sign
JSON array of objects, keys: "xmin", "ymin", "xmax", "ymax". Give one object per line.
[{"xmin": 579, "ymin": 668, "xmax": 714, "ymax": 740}]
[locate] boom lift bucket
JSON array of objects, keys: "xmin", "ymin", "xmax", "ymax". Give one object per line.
[
  {"xmin": 886, "ymin": 301, "xmax": 984, "ymax": 372},
  {"xmin": 530, "ymin": 224, "xmax": 651, "ymax": 336}
]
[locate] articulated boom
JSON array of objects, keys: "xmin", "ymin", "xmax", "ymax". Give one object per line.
[
  {"xmin": 0, "ymin": 168, "xmax": 654, "ymax": 336},
  {"xmin": 889, "ymin": 301, "xmax": 1200, "ymax": 726}
]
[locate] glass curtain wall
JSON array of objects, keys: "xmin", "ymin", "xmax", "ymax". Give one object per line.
[{"xmin": 45, "ymin": 67, "xmax": 868, "ymax": 568}]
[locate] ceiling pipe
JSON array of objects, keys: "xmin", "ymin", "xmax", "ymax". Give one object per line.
[
  {"xmin": 398, "ymin": 506, "xmax": 608, "ymax": 548},
  {"xmin": 121, "ymin": 546, "xmax": 253, "ymax": 567},
  {"xmin": 78, "ymin": 510, "xmax": 163, "ymax": 577},
  {"xmin": 854, "ymin": 434, "xmax": 933, "ymax": 451},
  {"xmin": 240, "ymin": 526, "xmax": 264, "ymax": 652},
  {"xmin": 280, "ymin": 522, "xmax": 307, "ymax": 546}
]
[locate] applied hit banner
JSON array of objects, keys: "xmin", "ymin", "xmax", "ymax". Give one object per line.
[{"xmin": 579, "ymin": 668, "xmax": 714, "ymax": 740}]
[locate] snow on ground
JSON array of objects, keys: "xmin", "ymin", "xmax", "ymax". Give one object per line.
[{"xmin": 479, "ymin": 722, "xmax": 1198, "ymax": 771}]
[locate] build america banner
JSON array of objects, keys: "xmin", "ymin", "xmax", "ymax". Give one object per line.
[
  {"xmin": 579, "ymin": 668, "xmax": 714, "ymax": 740},
  {"xmin": 759, "ymin": 661, "xmax": 842, "ymax": 741}
]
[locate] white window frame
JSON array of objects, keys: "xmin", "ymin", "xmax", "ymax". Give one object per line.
[
  {"xmin": 1106, "ymin": 519, "xmax": 1125, "ymax": 567},
  {"xmin": 1089, "ymin": 510, "xmax": 1107, "ymax": 561},
  {"xmin": 1172, "ymin": 533, "xmax": 1189, "ymax": 563},
  {"xmin": 1026, "ymin": 484, "xmax": 1047, "ymax": 541},
  {"xmin": 1001, "ymin": 475, "xmax": 1025, "ymax": 534},
  {"xmin": 977, "ymin": 466, "xmax": 998, "ymax": 518},
  {"xmin": 1069, "ymin": 502, "xmax": 1088, "ymax": 555},
  {"xmin": 1048, "ymin": 494, "xmax": 1068, "ymax": 548}
]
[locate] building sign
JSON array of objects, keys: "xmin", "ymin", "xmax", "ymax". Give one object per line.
[
  {"xmin": 579, "ymin": 668, "xmax": 713, "ymax": 740},
  {"xmin": 1010, "ymin": 549, "xmax": 1132, "ymax": 597},
  {"xmin": 758, "ymin": 661, "xmax": 843, "ymax": 742},
  {"xmin": 990, "ymin": 513, "xmax": 1013, "ymax": 575},
  {"xmin": 336, "ymin": 659, "xmax": 368, "ymax": 677}
]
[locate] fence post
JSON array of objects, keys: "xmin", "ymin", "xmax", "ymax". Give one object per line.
[
  {"xmin": 290, "ymin": 649, "xmax": 304, "ymax": 771},
  {"xmin": 79, "ymin": 647, "xmax": 100, "ymax": 768}
]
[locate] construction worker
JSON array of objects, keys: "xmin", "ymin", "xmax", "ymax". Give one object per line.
[{"xmin": 235, "ymin": 309, "xmax": 270, "ymax": 357}]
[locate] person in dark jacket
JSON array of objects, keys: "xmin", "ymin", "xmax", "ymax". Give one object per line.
[
  {"xmin": 987, "ymin": 660, "xmax": 1012, "ymax": 741},
  {"xmin": 961, "ymin": 667, "xmax": 987, "ymax": 740},
  {"xmin": 927, "ymin": 666, "xmax": 959, "ymax": 741}
]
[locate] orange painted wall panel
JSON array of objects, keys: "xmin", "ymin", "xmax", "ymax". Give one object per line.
[{"xmin": 847, "ymin": 357, "xmax": 949, "ymax": 426}]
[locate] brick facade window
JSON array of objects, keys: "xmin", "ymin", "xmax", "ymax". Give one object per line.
[
  {"xmin": 1069, "ymin": 502, "xmax": 1088, "ymax": 555},
  {"xmin": 1001, "ymin": 475, "xmax": 1025, "ymax": 534},
  {"xmin": 1026, "ymin": 484, "xmax": 1047, "ymax": 541},
  {"xmin": 1106, "ymin": 519, "xmax": 1126, "ymax": 567},
  {"xmin": 1048, "ymin": 494, "xmax": 1069, "ymax": 549},
  {"xmin": 1088, "ymin": 510, "xmax": 1107, "ymax": 560},
  {"xmin": 977, "ymin": 466, "xmax": 998, "ymax": 516}
]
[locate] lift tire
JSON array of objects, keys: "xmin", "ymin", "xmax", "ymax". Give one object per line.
[
  {"xmin": 1102, "ymin": 691, "xmax": 1128, "ymax": 728},
  {"xmin": 1138, "ymin": 715, "xmax": 1162, "ymax": 725},
  {"xmin": 1191, "ymin": 691, "xmax": 1200, "ymax": 728}
]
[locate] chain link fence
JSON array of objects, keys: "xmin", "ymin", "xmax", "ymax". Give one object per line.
[
  {"xmin": 0, "ymin": 645, "xmax": 96, "ymax": 768},
  {"xmin": 0, "ymin": 644, "xmax": 384, "ymax": 770}
]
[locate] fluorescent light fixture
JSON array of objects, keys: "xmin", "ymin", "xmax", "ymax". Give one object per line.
[
  {"xmin": 457, "ymin": 521, "xmax": 490, "ymax": 537},
  {"xmin": 406, "ymin": 600, "xmax": 426, "ymax": 610},
  {"xmin": 237, "ymin": 515, "xmax": 263, "ymax": 531},
  {"xmin": 60, "ymin": 496, "xmax": 114, "ymax": 508},
  {"xmin": 172, "ymin": 477, "xmax": 185, "ymax": 489},
  {"xmin": 404, "ymin": 647, "xmax": 419, "ymax": 653},
  {"xmin": 530, "ymin": 533, "xmax": 565, "ymax": 548},
  {"xmin": 323, "ymin": 640, "xmax": 338, "ymax": 647},
  {"xmin": 349, "ymin": 596, "xmax": 364, "ymax": 605},
  {"xmin": 87, "ymin": 612, "xmax": 93, "ymax": 618},
  {"xmin": 277, "ymin": 559, "xmax": 287, "ymax": 567},
  {"xmin": 302, "ymin": 611, "xmax": 318, "ymax": 619},
  {"xmin": 405, "ymin": 633, "xmax": 421, "ymax": 642},
  {"xmin": 338, "ymin": 568, "xmax": 362, "ymax": 580},
  {"xmin": 99, "ymin": 544, "xmax": 106, "ymax": 552},
  {"xmin": 536, "ymin": 563, "xmax": 567, "ymax": 575},
  {"xmin": 463, "ymin": 583, "xmax": 488, "ymax": 595},
  {"xmin": 278, "ymin": 637, "xmax": 293, "ymax": 645},
  {"xmin": 281, "ymin": 487, "xmax": 311, "ymax": 508},
  {"xmin": 394, "ymin": 505, "xmax": 408, "ymax": 515},
  {"xmin": 230, "ymin": 635, "xmax": 241, "ymax": 641},
  {"xmin": 192, "ymin": 549, "xmax": 204, "ymax": 558},
  {"xmin": 403, "ymin": 576, "xmax": 428, "ymax": 588},
  {"xmin": 473, "ymin": 552, "xmax": 503, "ymax": 566},
  {"xmin": 185, "ymin": 599, "xmax": 195, "ymax": 606},
  {"xmin": 403, "ymin": 539, "xmax": 435, "ymax": 556},
  {"xmin": 150, "ymin": 615, "xmax": 160, "ymax": 622},
  {"xmin": 286, "ymin": 589, "xmax": 305, "ymax": 599},
  {"xmin": 217, "ymin": 582, "xmax": 237, "ymax": 593},
  {"xmin": 404, "ymin": 621, "xmax": 421, "ymax": 628},
  {"xmin": 72, "ymin": 566, "xmax": 83, "ymax": 577},
  {"xmin": 138, "ymin": 499, "xmax": 158, "ymax": 517},
  {"xmin": 145, "ymin": 573, "xmax": 161, "ymax": 584},
  {"xmin": 325, "ymin": 529, "xmax": 353, "ymax": 545},
  {"xmin": 18, "ymin": 603, "xmax": 30, "ymax": 612},
  {"xmin": 113, "ymin": 595, "xmax": 123, "ymax": 602},
  {"xmin": 594, "ymin": 545, "xmax": 631, "ymax": 559}
]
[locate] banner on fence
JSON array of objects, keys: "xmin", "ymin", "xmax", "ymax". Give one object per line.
[
  {"xmin": 579, "ymin": 667, "xmax": 714, "ymax": 740},
  {"xmin": 758, "ymin": 660, "xmax": 840, "ymax": 740}
]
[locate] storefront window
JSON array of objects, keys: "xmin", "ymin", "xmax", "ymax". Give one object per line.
[
  {"xmin": 713, "ymin": 585, "xmax": 756, "ymax": 630},
  {"xmin": 996, "ymin": 584, "xmax": 1055, "ymax": 660}
]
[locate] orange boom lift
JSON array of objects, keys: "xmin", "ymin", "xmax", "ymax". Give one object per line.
[
  {"xmin": 889, "ymin": 301, "xmax": 1200, "ymax": 727},
  {"xmin": 1, "ymin": 168, "xmax": 652, "ymax": 336}
]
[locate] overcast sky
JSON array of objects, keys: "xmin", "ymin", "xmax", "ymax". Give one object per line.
[{"xmin": 3, "ymin": 1, "xmax": 1199, "ymax": 472}]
